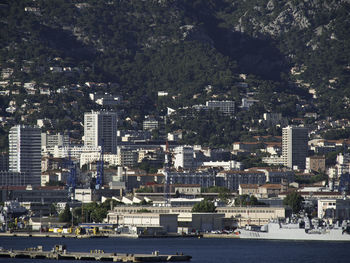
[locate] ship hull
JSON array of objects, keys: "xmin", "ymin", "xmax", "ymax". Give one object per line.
[{"xmin": 238, "ymin": 224, "xmax": 350, "ymax": 241}]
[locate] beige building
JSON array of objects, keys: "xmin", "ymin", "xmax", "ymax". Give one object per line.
[
  {"xmin": 238, "ymin": 184, "xmax": 259, "ymax": 196},
  {"xmin": 178, "ymin": 213, "xmax": 227, "ymax": 233},
  {"xmin": 258, "ymin": 184, "xmax": 282, "ymax": 198},
  {"xmin": 107, "ymin": 213, "xmax": 178, "ymax": 234},
  {"xmin": 306, "ymin": 156, "xmax": 326, "ymax": 172},
  {"xmin": 109, "ymin": 205, "xmax": 289, "ymax": 228},
  {"xmin": 174, "ymin": 185, "xmax": 201, "ymax": 195}
]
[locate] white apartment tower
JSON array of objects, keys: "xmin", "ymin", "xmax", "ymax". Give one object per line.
[
  {"xmin": 282, "ymin": 126, "xmax": 308, "ymax": 169},
  {"xmin": 9, "ymin": 125, "xmax": 41, "ymax": 185},
  {"xmin": 174, "ymin": 146, "xmax": 195, "ymax": 170},
  {"xmin": 84, "ymin": 111, "xmax": 118, "ymax": 154}
]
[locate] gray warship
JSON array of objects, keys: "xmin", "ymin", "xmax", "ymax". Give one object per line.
[{"xmin": 237, "ymin": 217, "xmax": 350, "ymax": 241}]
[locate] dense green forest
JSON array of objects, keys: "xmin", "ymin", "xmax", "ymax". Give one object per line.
[{"xmin": 1, "ymin": 0, "xmax": 350, "ymax": 149}]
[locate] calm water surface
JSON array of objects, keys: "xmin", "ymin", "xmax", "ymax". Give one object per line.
[{"xmin": 0, "ymin": 236, "xmax": 349, "ymax": 262}]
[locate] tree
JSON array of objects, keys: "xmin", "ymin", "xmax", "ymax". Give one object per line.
[
  {"xmin": 234, "ymin": 195, "xmax": 259, "ymax": 206},
  {"xmin": 59, "ymin": 204, "xmax": 71, "ymax": 222},
  {"xmin": 49, "ymin": 203, "xmax": 57, "ymax": 216},
  {"xmin": 283, "ymin": 192, "xmax": 304, "ymax": 214},
  {"xmin": 192, "ymin": 199, "xmax": 216, "ymax": 213}
]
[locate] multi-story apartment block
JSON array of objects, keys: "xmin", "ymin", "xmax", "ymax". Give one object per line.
[
  {"xmin": 216, "ymin": 170, "xmax": 266, "ymax": 191},
  {"xmin": 41, "ymin": 132, "xmax": 69, "ymax": 153},
  {"xmin": 84, "ymin": 111, "xmax": 118, "ymax": 154},
  {"xmin": 173, "ymin": 146, "xmax": 195, "ymax": 170},
  {"xmin": 166, "ymin": 172, "xmax": 215, "ymax": 188},
  {"xmin": 206, "ymin": 100, "xmax": 235, "ymax": 115},
  {"xmin": 282, "ymin": 126, "xmax": 308, "ymax": 169},
  {"xmin": 9, "ymin": 125, "xmax": 41, "ymax": 185}
]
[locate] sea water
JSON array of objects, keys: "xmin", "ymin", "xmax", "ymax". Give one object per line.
[{"xmin": 0, "ymin": 236, "xmax": 349, "ymax": 263}]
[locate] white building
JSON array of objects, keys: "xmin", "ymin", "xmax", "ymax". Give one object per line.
[
  {"xmin": 262, "ymin": 112, "xmax": 286, "ymax": 127},
  {"xmin": 80, "ymin": 152, "xmax": 118, "ymax": 168},
  {"xmin": 53, "ymin": 145, "xmax": 100, "ymax": 159},
  {"xmin": 9, "ymin": 125, "xmax": 41, "ymax": 185},
  {"xmin": 84, "ymin": 111, "xmax": 118, "ymax": 154},
  {"xmin": 241, "ymin": 98, "xmax": 258, "ymax": 109},
  {"xmin": 201, "ymin": 160, "xmax": 242, "ymax": 170},
  {"xmin": 206, "ymin": 100, "xmax": 235, "ymax": 115},
  {"xmin": 107, "ymin": 213, "xmax": 178, "ymax": 234},
  {"xmin": 41, "ymin": 132, "xmax": 69, "ymax": 154},
  {"xmin": 166, "ymin": 172, "xmax": 215, "ymax": 188},
  {"xmin": 282, "ymin": 126, "xmax": 308, "ymax": 169},
  {"xmin": 143, "ymin": 118, "xmax": 159, "ymax": 131},
  {"xmin": 173, "ymin": 146, "xmax": 194, "ymax": 170}
]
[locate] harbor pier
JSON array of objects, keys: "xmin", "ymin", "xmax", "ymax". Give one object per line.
[{"xmin": 0, "ymin": 245, "xmax": 192, "ymax": 262}]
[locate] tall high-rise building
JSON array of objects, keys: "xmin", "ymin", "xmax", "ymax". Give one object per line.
[
  {"xmin": 282, "ymin": 126, "xmax": 308, "ymax": 169},
  {"xmin": 84, "ymin": 111, "xmax": 118, "ymax": 154},
  {"xmin": 9, "ymin": 125, "xmax": 41, "ymax": 185}
]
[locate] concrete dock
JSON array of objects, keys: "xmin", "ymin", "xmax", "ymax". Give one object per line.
[{"xmin": 0, "ymin": 245, "xmax": 192, "ymax": 262}]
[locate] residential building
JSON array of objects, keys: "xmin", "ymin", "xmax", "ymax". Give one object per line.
[
  {"xmin": 282, "ymin": 126, "xmax": 308, "ymax": 169},
  {"xmin": 216, "ymin": 170, "xmax": 266, "ymax": 191},
  {"xmin": 206, "ymin": 100, "xmax": 235, "ymax": 115},
  {"xmin": 41, "ymin": 132, "xmax": 69, "ymax": 153},
  {"xmin": 258, "ymin": 184, "xmax": 282, "ymax": 198},
  {"xmin": 0, "ymin": 153, "xmax": 8, "ymax": 171},
  {"xmin": 173, "ymin": 146, "xmax": 195, "ymax": 170},
  {"xmin": 238, "ymin": 184, "xmax": 259, "ymax": 196},
  {"xmin": 84, "ymin": 110, "xmax": 118, "ymax": 154},
  {"xmin": 262, "ymin": 113, "xmax": 287, "ymax": 127},
  {"xmin": 118, "ymin": 148, "xmax": 138, "ymax": 168},
  {"xmin": 241, "ymin": 98, "xmax": 258, "ymax": 109},
  {"xmin": 167, "ymin": 172, "xmax": 215, "ymax": 188},
  {"xmin": 80, "ymin": 152, "xmax": 118, "ymax": 168},
  {"xmin": 53, "ymin": 145, "xmax": 100, "ymax": 159},
  {"xmin": 143, "ymin": 117, "xmax": 159, "ymax": 131},
  {"xmin": 306, "ymin": 156, "xmax": 326, "ymax": 173},
  {"xmin": 89, "ymin": 92, "xmax": 122, "ymax": 106},
  {"xmin": 9, "ymin": 125, "xmax": 41, "ymax": 185},
  {"xmin": 0, "ymin": 171, "xmax": 27, "ymax": 186}
]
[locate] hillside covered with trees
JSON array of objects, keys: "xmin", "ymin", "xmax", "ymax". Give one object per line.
[{"xmin": 1, "ymin": 0, "xmax": 350, "ymax": 149}]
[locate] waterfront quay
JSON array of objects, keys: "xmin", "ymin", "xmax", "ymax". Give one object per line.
[{"xmin": 0, "ymin": 245, "xmax": 192, "ymax": 262}]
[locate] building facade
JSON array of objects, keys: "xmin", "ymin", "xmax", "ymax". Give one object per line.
[
  {"xmin": 173, "ymin": 146, "xmax": 195, "ymax": 170},
  {"xmin": 282, "ymin": 126, "xmax": 308, "ymax": 169},
  {"xmin": 9, "ymin": 125, "xmax": 41, "ymax": 185},
  {"xmin": 84, "ymin": 111, "xmax": 118, "ymax": 154},
  {"xmin": 206, "ymin": 100, "xmax": 235, "ymax": 115},
  {"xmin": 41, "ymin": 132, "xmax": 69, "ymax": 154}
]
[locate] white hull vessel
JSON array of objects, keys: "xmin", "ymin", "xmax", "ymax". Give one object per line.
[{"xmin": 238, "ymin": 220, "xmax": 350, "ymax": 241}]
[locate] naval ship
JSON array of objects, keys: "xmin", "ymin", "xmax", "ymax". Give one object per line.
[{"xmin": 237, "ymin": 217, "xmax": 350, "ymax": 241}]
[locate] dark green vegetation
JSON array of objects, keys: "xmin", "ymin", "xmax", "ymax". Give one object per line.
[
  {"xmin": 234, "ymin": 194, "xmax": 260, "ymax": 206},
  {"xmin": 192, "ymin": 199, "xmax": 216, "ymax": 213},
  {"xmin": 1, "ymin": 0, "xmax": 350, "ymax": 149},
  {"xmin": 283, "ymin": 191, "xmax": 304, "ymax": 214}
]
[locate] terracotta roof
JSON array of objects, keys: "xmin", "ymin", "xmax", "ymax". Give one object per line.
[
  {"xmin": 259, "ymin": 184, "xmax": 282, "ymax": 189},
  {"xmin": 239, "ymin": 184, "xmax": 259, "ymax": 189},
  {"xmin": 308, "ymin": 155, "xmax": 325, "ymax": 159},
  {"xmin": 219, "ymin": 170, "xmax": 265, "ymax": 175}
]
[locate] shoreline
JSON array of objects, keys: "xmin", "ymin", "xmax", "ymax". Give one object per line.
[{"xmin": 0, "ymin": 232, "xmax": 239, "ymax": 239}]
